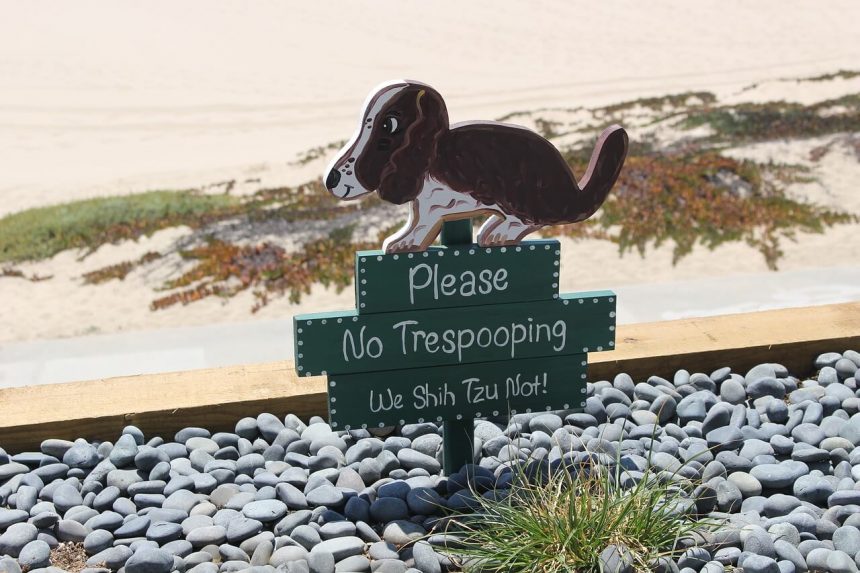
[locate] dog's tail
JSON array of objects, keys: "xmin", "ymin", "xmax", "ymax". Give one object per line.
[{"xmin": 574, "ymin": 124, "xmax": 628, "ymax": 221}]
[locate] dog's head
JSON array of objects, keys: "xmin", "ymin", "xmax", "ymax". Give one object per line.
[{"xmin": 324, "ymin": 80, "xmax": 448, "ymax": 204}]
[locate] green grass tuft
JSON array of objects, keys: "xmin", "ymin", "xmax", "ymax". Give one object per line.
[
  {"xmin": 0, "ymin": 191, "xmax": 238, "ymax": 263},
  {"xmin": 446, "ymin": 461, "xmax": 717, "ymax": 573}
]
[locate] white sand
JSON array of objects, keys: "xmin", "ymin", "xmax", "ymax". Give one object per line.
[{"xmin": 1, "ymin": 0, "xmax": 859, "ymax": 343}]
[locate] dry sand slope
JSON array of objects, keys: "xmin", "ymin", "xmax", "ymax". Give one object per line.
[{"xmin": 0, "ymin": 1, "xmax": 859, "ymax": 343}]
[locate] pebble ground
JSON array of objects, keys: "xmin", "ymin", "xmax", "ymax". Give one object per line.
[{"xmin": 1, "ymin": 350, "xmax": 860, "ymax": 573}]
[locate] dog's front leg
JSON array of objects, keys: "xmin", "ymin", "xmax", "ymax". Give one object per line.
[{"xmin": 382, "ymin": 198, "xmax": 443, "ymax": 253}]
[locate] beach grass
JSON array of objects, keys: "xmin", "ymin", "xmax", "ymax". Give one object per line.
[
  {"xmin": 446, "ymin": 460, "xmax": 717, "ymax": 573},
  {"xmin": 0, "ymin": 190, "xmax": 238, "ymax": 263}
]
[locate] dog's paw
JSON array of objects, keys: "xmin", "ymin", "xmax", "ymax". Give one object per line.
[{"xmin": 384, "ymin": 239, "xmax": 424, "ymax": 254}]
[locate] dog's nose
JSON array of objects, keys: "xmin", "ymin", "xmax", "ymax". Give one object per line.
[{"xmin": 325, "ymin": 169, "xmax": 341, "ymax": 190}]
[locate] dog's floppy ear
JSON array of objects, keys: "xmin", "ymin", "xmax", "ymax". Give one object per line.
[{"xmin": 378, "ymin": 88, "xmax": 448, "ymax": 204}]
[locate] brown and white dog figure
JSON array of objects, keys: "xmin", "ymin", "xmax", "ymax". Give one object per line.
[{"xmin": 324, "ymin": 80, "xmax": 628, "ymax": 253}]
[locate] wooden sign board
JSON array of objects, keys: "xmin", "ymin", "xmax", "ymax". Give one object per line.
[
  {"xmin": 325, "ymin": 355, "xmax": 586, "ymax": 430},
  {"xmin": 294, "ymin": 244, "xmax": 616, "ymax": 427},
  {"xmin": 294, "ymin": 80, "xmax": 627, "ymax": 471},
  {"xmin": 354, "ymin": 240, "xmax": 560, "ymax": 313}
]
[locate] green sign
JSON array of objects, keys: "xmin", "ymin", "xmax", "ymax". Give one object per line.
[
  {"xmin": 294, "ymin": 292, "xmax": 615, "ymax": 376},
  {"xmin": 294, "ymin": 240, "xmax": 617, "ymax": 429},
  {"xmin": 325, "ymin": 355, "xmax": 586, "ymax": 430},
  {"xmin": 355, "ymin": 240, "xmax": 560, "ymax": 313}
]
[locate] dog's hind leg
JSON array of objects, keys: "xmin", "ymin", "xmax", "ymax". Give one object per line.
[{"xmin": 477, "ymin": 214, "xmax": 542, "ymax": 246}]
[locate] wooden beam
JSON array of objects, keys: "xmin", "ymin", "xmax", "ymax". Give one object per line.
[{"xmin": 1, "ymin": 302, "xmax": 858, "ymax": 452}]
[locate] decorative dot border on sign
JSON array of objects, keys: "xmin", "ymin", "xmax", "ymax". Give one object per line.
[{"xmin": 354, "ymin": 241, "xmax": 561, "ymax": 309}]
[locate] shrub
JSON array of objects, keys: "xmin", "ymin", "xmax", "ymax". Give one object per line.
[{"xmin": 445, "ymin": 459, "xmax": 717, "ymax": 572}]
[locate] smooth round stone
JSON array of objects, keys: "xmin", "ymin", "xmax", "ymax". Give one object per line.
[
  {"xmin": 793, "ymin": 475, "xmax": 835, "ymax": 504},
  {"xmin": 306, "ymin": 485, "xmax": 344, "ymax": 508},
  {"xmin": 115, "ymin": 516, "xmax": 151, "ymax": 538},
  {"xmin": 17, "ymin": 540, "xmax": 50, "ymax": 569},
  {"xmin": 242, "ymin": 500, "xmax": 287, "ymax": 523},
  {"xmin": 84, "ymin": 529, "xmax": 114, "ymax": 555},
  {"xmin": 748, "ymin": 378, "xmax": 786, "ymax": 401},
  {"xmin": 272, "ymin": 483, "xmax": 307, "ymax": 511},
  {"xmin": 186, "ymin": 526, "xmax": 227, "ymax": 548},
  {"xmin": 52, "ymin": 483, "xmax": 84, "ymax": 513},
  {"xmin": 318, "ymin": 521, "xmax": 355, "ymax": 541},
  {"xmin": 720, "ymin": 379, "xmax": 747, "ymax": 405},
  {"xmin": 770, "ymin": 435, "xmax": 795, "ymax": 456},
  {"xmin": 86, "ymin": 546, "xmax": 134, "ymax": 569},
  {"xmin": 0, "ymin": 509, "xmax": 29, "ymax": 530},
  {"xmin": 406, "ymin": 487, "xmax": 443, "ymax": 516},
  {"xmin": 743, "ymin": 527, "xmax": 777, "ymax": 559},
  {"xmin": 343, "ymin": 497, "xmax": 370, "ymax": 524},
  {"xmin": 742, "ymin": 555, "xmax": 780, "ymax": 573},
  {"xmin": 728, "ymin": 473, "xmax": 762, "ymax": 498},
  {"xmin": 381, "ymin": 521, "xmax": 425, "ymax": 545},
  {"xmin": 0, "ymin": 523, "xmax": 37, "ymax": 557},
  {"xmin": 134, "ymin": 449, "xmax": 169, "ymax": 472},
  {"xmin": 529, "ymin": 414, "xmax": 563, "ymax": 435},
  {"xmin": 86, "ymin": 511, "xmax": 124, "ymax": 532},
  {"xmin": 63, "ymin": 444, "xmax": 100, "ymax": 469},
  {"xmin": 396, "ymin": 449, "xmax": 441, "ymax": 474},
  {"xmin": 833, "ymin": 526, "xmax": 860, "ymax": 556},
  {"xmin": 290, "ymin": 525, "xmax": 321, "ymax": 551},
  {"xmin": 226, "ymin": 517, "xmax": 263, "ymax": 544},
  {"xmin": 762, "ymin": 494, "xmax": 801, "ymax": 518},
  {"xmin": 31, "ymin": 511, "xmax": 60, "ymax": 529},
  {"xmin": 835, "ymin": 359, "xmax": 858, "ymax": 379},
  {"xmin": 791, "ymin": 424, "xmax": 826, "ymax": 447},
  {"xmin": 816, "ymin": 353, "xmax": 843, "ymax": 369},
  {"xmin": 827, "ymin": 550, "xmax": 857, "ymax": 573},
  {"xmin": 768, "ymin": 523, "xmax": 800, "ymax": 546},
  {"xmin": 146, "ymin": 521, "xmax": 183, "ymax": 544},
  {"xmin": 411, "ymin": 434, "xmax": 443, "ymax": 459},
  {"xmin": 56, "ymin": 519, "xmax": 87, "ymax": 542},
  {"xmin": 774, "ymin": 540, "xmax": 805, "ymax": 572},
  {"xmin": 370, "ymin": 498, "xmax": 409, "ymax": 523},
  {"xmin": 311, "ymin": 536, "xmax": 364, "ymax": 561},
  {"xmin": 706, "ymin": 427, "xmax": 743, "ymax": 452},
  {"xmin": 750, "ymin": 461, "xmax": 808, "ymax": 489},
  {"xmin": 412, "ymin": 541, "xmax": 442, "ymax": 573},
  {"xmin": 236, "ymin": 453, "xmax": 265, "ymax": 476},
  {"xmin": 107, "ymin": 469, "xmax": 145, "ymax": 493},
  {"xmin": 124, "ymin": 546, "xmax": 174, "ymax": 573},
  {"xmin": 307, "ymin": 550, "xmax": 335, "ymax": 573}
]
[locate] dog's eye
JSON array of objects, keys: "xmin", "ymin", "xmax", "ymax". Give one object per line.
[{"xmin": 382, "ymin": 117, "xmax": 399, "ymax": 134}]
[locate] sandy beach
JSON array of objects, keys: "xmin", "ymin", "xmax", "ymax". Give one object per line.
[{"xmin": 1, "ymin": 0, "xmax": 859, "ymax": 344}]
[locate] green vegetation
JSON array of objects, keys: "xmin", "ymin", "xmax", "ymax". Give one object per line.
[
  {"xmin": 0, "ymin": 191, "xmax": 238, "ymax": 263},
  {"xmin": 553, "ymin": 148, "xmax": 854, "ymax": 269},
  {"xmin": 447, "ymin": 461, "xmax": 717, "ymax": 572},
  {"xmin": 149, "ymin": 225, "xmax": 399, "ymax": 312},
  {"xmin": 3, "ymin": 73, "xmax": 857, "ymax": 311},
  {"xmin": 600, "ymin": 91, "xmax": 717, "ymax": 114},
  {"xmin": 797, "ymin": 69, "xmax": 860, "ymax": 83},
  {"xmin": 682, "ymin": 94, "xmax": 860, "ymax": 142},
  {"xmin": 82, "ymin": 252, "xmax": 162, "ymax": 284}
]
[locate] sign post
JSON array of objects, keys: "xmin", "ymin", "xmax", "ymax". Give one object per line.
[
  {"xmin": 294, "ymin": 79, "xmax": 627, "ymax": 475},
  {"xmin": 440, "ymin": 220, "xmax": 477, "ymax": 474}
]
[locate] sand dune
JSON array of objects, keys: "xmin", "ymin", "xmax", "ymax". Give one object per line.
[{"xmin": 1, "ymin": 1, "xmax": 859, "ymax": 344}]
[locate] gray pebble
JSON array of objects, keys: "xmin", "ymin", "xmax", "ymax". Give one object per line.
[
  {"xmin": 396, "ymin": 449, "xmax": 441, "ymax": 474},
  {"xmin": 742, "ymin": 555, "xmax": 780, "ymax": 573},
  {"xmin": 17, "ymin": 540, "xmax": 51, "ymax": 570},
  {"xmin": 242, "ymin": 500, "xmax": 287, "ymax": 523},
  {"xmin": 833, "ymin": 526, "xmax": 860, "ymax": 556},
  {"xmin": 86, "ymin": 546, "xmax": 134, "ymax": 570},
  {"xmin": 125, "ymin": 546, "xmax": 174, "ymax": 573},
  {"xmin": 598, "ymin": 544, "xmax": 634, "ymax": 573}
]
